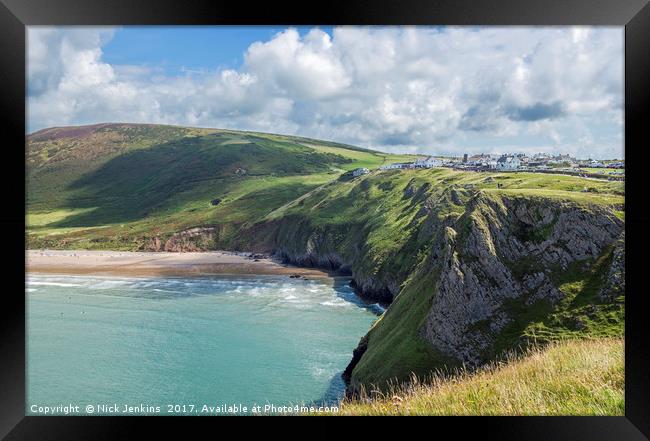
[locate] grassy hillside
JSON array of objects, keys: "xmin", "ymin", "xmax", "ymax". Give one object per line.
[
  {"xmin": 26, "ymin": 123, "xmax": 419, "ymax": 249},
  {"xmin": 327, "ymin": 339, "xmax": 623, "ymax": 416}
]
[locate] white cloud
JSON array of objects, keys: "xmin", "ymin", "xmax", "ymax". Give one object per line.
[
  {"xmin": 27, "ymin": 25, "xmax": 624, "ymax": 158},
  {"xmin": 245, "ymin": 28, "xmax": 351, "ymax": 100}
]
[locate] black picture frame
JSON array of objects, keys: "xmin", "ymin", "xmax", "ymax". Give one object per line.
[{"xmin": 2, "ymin": 0, "xmax": 648, "ymax": 438}]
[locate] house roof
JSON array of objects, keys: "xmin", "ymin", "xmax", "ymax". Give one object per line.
[{"xmin": 497, "ymin": 155, "xmax": 519, "ymax": 163}]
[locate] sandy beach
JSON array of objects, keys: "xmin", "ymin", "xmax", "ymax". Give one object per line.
[{"xmin": 26, "ymin": 250, "xmax": 331, "ymax": 278}]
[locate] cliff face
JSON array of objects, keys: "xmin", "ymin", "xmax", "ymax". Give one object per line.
[
  {"xmin": 248, "ymin": 175, "xmax": 461, "ymax": 303},
  {"xmin": 419, "ymin": 194, "xmax": 622, "ymax": 366},
  {"xmin": 265, "ymin": 218, "xmax": 400, "ymax": 303},
  {"xmin": 347, "ymin": 191, "xmax": 624, "ymax": 391}
]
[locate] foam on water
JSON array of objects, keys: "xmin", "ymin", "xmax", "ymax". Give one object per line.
[
  {"xmin": 26, "ymin": 273, "xmax": 380, "ymax": 414},
  {"xmin": 29, "ymin": 281, "xmax": 85, "ymax": 287}
]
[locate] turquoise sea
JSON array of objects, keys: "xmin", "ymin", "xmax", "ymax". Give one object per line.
[{"xmin": 26, "ymin": 274, "xmax": 381, "ymax": 415}]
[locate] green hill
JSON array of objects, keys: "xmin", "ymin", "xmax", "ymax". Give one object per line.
[{"xmin": 27, "ymin": 123, "xmax": 418, "ymax": 249}]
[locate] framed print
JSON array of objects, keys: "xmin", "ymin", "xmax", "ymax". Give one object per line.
[{"xmin": 1, "ymin": 0, "xmax": 649, "ymax": 438}]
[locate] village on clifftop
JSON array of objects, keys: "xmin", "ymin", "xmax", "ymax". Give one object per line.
[{"xmin": 350, "ymin": 152, "xmax": 624, "ymax": 180}]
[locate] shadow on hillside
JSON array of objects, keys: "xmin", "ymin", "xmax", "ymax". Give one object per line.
[
  {"xmin": 51, "ymin": 134, "xmax": 339, "ymax": 228},
  {"xmin": 51, "ymin": 137, "xmax": 243, "ymax": 227}
]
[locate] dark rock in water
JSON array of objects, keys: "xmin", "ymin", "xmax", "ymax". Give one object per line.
[
  {"xmin": 210, "ymin": 198, "xmax": 221, "ymax": 206},
  {"xmin": 350, "ymin": 279, "xmax": 394, "ymax": 304},
  {"xmin": 337, "ymin": 265, "xmax": 353, "ymax": 276},
  {"xmin": 289, "ymin": 274, "xmax": 302, "ymax": 279},
  {"xmin": 253, "ymin": 259, "xmax": 260, "ymax": 262}
]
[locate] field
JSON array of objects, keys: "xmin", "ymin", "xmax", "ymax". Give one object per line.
[{"xmin": 578, "ymin": 167, "xmax": 625, "ymax": 175}]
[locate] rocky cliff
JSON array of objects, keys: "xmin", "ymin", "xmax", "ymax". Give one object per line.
[
  {"xmin": 261, "ymin": 218, "xmax": 400, "ymax": 303},
  {"xmin": 346, "ymin": 191, "xmax": 624, "ymax": 392},
  {"xmin": 419, "ymin": 193, "xmax": 622, "ymax": 364}
]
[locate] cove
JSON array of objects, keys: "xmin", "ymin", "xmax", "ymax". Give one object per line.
[{"xmin": 26, "ymin": 274, "xmax": 380, "ymax": 415}]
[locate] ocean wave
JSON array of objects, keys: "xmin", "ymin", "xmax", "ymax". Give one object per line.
[
  {"xmin": 28, "ymin": 281, "xmax": 84, "ymax": 288},
  {"xmin": 26, "ymin": 275, "xmax": 376, "ymax": 315},
  {"xmin": 320, "ymin": 299, "xmax": 351, "ymax": 308}
]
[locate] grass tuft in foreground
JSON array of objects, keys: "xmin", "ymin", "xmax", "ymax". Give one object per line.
[{"xmin": 328, "ymin": 338, "xmax": 623, "ymax": 416}]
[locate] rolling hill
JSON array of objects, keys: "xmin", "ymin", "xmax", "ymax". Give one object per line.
[{"xmin": 27, "ymin": 123, "xmax": 418, "ymax": 249}]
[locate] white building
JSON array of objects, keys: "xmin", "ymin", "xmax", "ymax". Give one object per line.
[
  {"xmin": 352, "ymin": 167, "xmax": 370, "ymax": 177},
  {"xmin": 496, "ymin": 155, "xmax": 521, "ymax": 170},
  {"xmin": 379, "ymin": 162, "xmax": 409, "ymax": 170},
  {"xmin": 413, "ymin": 156, "xmax": 443, "ymax": 168}
]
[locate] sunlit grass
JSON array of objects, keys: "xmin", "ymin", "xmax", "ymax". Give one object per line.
[
  {"xmin": 26, "ymin": 208, "xmax": 97, "ymax": 228},
  {"xmin": 327, "ymin": 338, "xmax": 623, "ymax": 416}
]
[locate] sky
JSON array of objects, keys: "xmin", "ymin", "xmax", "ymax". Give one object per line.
[{"xmin": 27, "ymin": 26, "xmax": 624, "ymax": 159}]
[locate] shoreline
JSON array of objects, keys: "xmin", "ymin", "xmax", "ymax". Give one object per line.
[{"xmin": 26, "ymin": 250, "xmax": 333, "ymax": 279}]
